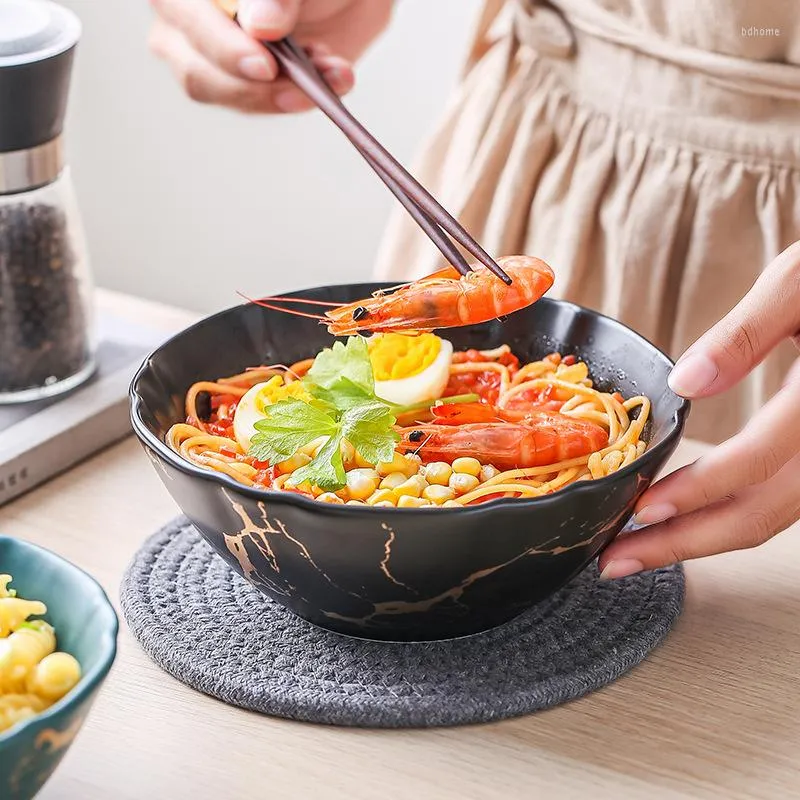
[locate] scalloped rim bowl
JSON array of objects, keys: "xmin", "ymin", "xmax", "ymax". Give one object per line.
[{"xmin": 129, "ymin": 284, "xmax": 689, "ymax": 641}]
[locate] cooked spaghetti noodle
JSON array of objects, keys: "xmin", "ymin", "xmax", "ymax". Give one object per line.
[{"xmin": 166, "ymin": 345, "xmax": 650, "ymax": 507}]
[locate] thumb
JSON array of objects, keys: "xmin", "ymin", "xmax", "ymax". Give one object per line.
[
  {"xmin": 238, "ymin": 0, "xmax": 301, "ymax": 39},
  {"xmin": 667, "ymin": 242, "xmax": 800, "ymax": 399}
]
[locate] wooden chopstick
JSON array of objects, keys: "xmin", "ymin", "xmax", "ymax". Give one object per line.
[
  {"xmin": 280, "ymin": 39, "xmax": 473, "ymax": 277},
  {"xmin": 241, "ymin": 26, "xmax": 512, "ymax": 285},
  {"xmin": 268, "ymin": 37, "xmax": 512, "ymax": 285}
]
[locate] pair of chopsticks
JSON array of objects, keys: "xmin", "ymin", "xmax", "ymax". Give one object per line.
[{"xmin": 236, "ymin": 23, "xmax": 512, "ymax": 286}]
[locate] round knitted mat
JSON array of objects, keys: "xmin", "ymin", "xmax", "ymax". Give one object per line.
[{"xmin": 120, "ymin": 516, "xmax": 684, "ymax": 728}]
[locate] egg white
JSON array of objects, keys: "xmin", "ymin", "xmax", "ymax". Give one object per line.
[
  {"xmin": 373, "ymin": 338, "xmax": 453, "ymax": 407},
  {"xmin": 232, "ymin": 382, "xmax": 271, "ymax": 452}
]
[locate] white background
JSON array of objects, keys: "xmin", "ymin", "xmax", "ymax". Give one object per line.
[{"xmin": 58, "ymin": 0, "xmax": 482, "ymax": 312}]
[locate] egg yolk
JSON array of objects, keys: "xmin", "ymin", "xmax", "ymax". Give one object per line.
[
  {"xmin": 369, "ymin": 333, "xmax": 442, "ymax": 381},
  {"xmin": 255, "ymin": 375, "xmax": 310, "ymax": 412}
]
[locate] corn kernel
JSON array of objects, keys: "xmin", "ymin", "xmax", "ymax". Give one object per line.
[
  {"xmin": 311, "ymin": 440, "xmax": 326, "ymax": 458},
  {"xmin": 317, "ymin": 492, "xmax": 344, "ymax": 504},
  {"xmin": 379, "ymin": 471, "xmax": 407, "ymax": 490},
  {"xmin": 452, "ymin": 457, "xmax": 481, "ymax": 477},
  {"xmin": 346, "ymin": 499, "xmax": 365, "ymax": 506},
  {"xmin": 442, "ymin": 499, "xmax": 462, "ymax": 508},
  {"xmin": 340, "ymin": 439, "xmax": 356, "ymax": 469},
  {"xmin": 28, "ymin": 653, "xmax": 81, "ymax": 701},
  {"xmin": 345, "ymin": 468, "xmax": 379, "ymax": 500},
  {"xmin": 367, "ymin": 488, "xmax": 396, "ymax": 506},
  {"xmin": 422, "ymin": 461, "xmax": 452, "ymax": 486},
  {"xmin": 353, "ymin": 449, "xmax": 373, "ymax": 469},
  {"xmin": 300, "ymin": 436, "xmax": 328, "ymax": 456},
  {"xmin": 480, "ymin": 464, "xmax": 500, "ymax": 482},
  {"xmin": 277, "ymin": 452, "xmax": 312, "ymax": 474},
  {"xmin": 394, "ymin": 474, "xmax": 427, "ymax": 499},
  {"xmin": 397, "ymin": 495, "xmax": 427, "ymax": 508},
  {"xmin": 423, "ymin": 484, "xmax": 456, "ymax": 504},
  {"xmin": 449, "ymin": 473, "xmax": 480, "ymax": 495},
  {"xmin": 377, "ymin": 452, "xmax": 418, "ymax": 477},
  {"xmin": 372, "ymin": 500, "xmax": 395, "ymax": 508}
]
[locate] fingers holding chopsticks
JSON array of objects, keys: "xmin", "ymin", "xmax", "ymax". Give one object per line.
[
  {"xmin": 148, "ymin": 0, "xmax": 355, "ymax": 113},
  {"xmin": 147, "ymin": 0, "xmax": 510, "ymax": 283}
]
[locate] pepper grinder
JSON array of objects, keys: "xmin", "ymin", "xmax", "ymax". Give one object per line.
[{"xmin": 0, "ymin": 0, "xmax": 95, "ymax": 402}]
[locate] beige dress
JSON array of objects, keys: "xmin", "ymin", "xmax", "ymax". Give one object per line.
[{"xmin": 374, "ymin": 0, "xmax": 800, "ymax": 443}]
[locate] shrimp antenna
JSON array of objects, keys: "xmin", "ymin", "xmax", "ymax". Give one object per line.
[
  {"xmin": 254, "ymin": 295, "xmax": 342, "ymax": 307},
  {"xmin": 373, "ymin": 280, "xmax": 413, "ymax": 296},
  {"xmin": 237, "ymin": 291, "xmax": 329, "ymax": 322}
]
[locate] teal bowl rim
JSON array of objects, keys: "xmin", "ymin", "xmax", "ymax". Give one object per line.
[{"xmin": 0, "ymin": 535, "xmax": 119, "ymax": 746}]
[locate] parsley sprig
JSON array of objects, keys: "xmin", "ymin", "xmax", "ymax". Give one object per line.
[{"xmin": 249, "ymin": 337, "xmax": 399, "ymax": 491}]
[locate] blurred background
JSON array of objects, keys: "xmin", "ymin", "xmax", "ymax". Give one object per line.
[{"xmin": 57, "ymin": 0, "xmax": 482, "ymax": 312}]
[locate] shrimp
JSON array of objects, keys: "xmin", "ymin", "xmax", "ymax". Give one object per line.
[
  {"xmin": 323, "ymin": 255, "xmax": 554, "ymax": 335},
  {"xmin": 396, "ymin": 412, "xmax": 608, "ymax": 470}
]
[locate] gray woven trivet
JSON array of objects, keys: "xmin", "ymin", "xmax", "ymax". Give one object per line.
[{"xmin": 120, "ymin": 516, "xmax": 684, "ymax": 728}]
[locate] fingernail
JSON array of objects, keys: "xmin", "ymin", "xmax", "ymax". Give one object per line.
[
  {"xmin": 668, "ymin": 353, "xmax": 718, "ymax": 397},
  {"xmin": 239, "ymin": 55, "xmax": 273, "ymax": 81},
  {"xmin": 599, "ymin": 559, "xmax": 644, "ymax": 580},
  {"xmin": 634, "ymin": 503, "xmax": 677, "ymax": 525},
  {"xmin": 240, "ymin": 0, "xmax": 283, "ymax": 32},
  {"xmin": 324, "ymin": 67, "xmax": 351, "ymax": 93},
  {"xmin": 325, "ymin": 66, "xmax": 344, "ymax": 85},
  {"xmin": 273, "ymin": 89, "xmax": 308, "ymax": 112}
]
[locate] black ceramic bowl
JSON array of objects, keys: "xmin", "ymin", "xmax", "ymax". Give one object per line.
[{"xmin": 130, "ymin": 284, "xmax": 689, "ymax": 642}]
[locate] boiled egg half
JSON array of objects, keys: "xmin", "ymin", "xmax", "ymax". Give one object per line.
[
  {"xmin": 233, "ymin": 375, "xmax": 311, "ymax": 452},
  {"xmin": 368, "ymin": 332, "xmax": 453, "ymax": 406}
]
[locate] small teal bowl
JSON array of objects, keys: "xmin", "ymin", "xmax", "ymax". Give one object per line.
[{"xmin": 0, "ymin": 536, "xmax": 118, "ymax": 800}]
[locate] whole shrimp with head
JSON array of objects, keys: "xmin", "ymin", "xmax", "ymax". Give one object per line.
[
  {"xmin": 250, "ymin": 256, "xmax": 555, "ymax": 335},
  {"xmin": 397, "ymin": 408, "xmax": 609, "ymax": 471}
]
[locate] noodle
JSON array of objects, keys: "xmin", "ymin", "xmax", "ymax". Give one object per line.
[{"xmin": 165, "ymin": 349, "xmax": 651, "ymax": 507}]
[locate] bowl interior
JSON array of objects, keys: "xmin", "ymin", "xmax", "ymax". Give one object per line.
[{"xmin": 133, "ymin": 283, "xmax": 687, "ymax": 470}]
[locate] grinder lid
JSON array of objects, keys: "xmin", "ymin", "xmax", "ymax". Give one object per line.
[{"xmin": 0, "ymin": 0, "xmax": 81, "ymax": 153}]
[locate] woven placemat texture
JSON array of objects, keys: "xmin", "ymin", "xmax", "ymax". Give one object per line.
[{"xmin": 120, "ymin": 516, "xmax": 684, "ymax": 728}]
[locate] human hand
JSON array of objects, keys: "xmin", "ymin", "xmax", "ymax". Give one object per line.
[
  {"xmin": 148, "ymin": 0, "xmax": 393, "ymax": 113},
  {"xmin": 599, "ymin": 242, "xmax": 800, "ymax": 578}
]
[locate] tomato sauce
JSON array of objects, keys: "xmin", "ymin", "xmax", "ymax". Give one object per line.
[{"xmin": 446, "ymin": 349, "xmax": 521, "ymax": 404}]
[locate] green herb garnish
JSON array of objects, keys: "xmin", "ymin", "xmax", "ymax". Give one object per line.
[
  {"xmin": 249, "ymin": 337, "xmax": 484, "ymax": 492},
  {"xmin": 249, "ymin": 337, "xmax": 399, "ymax": 491},
  {"xmin": 306, "ymin": 336, "xmax": 374, "ymax": 397},
  {"xmin": 249, "ymin": 399, "xmax": 339, "ymax": 466}
]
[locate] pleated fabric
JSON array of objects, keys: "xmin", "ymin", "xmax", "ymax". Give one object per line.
[{"xmin": 375, "ymin": 0, "xmax": 800, "ymax": 443}]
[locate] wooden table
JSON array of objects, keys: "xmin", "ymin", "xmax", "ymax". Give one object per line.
[{"xmin": 2, "ymin": 291, "xmax": 798, "ymax": 800}]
